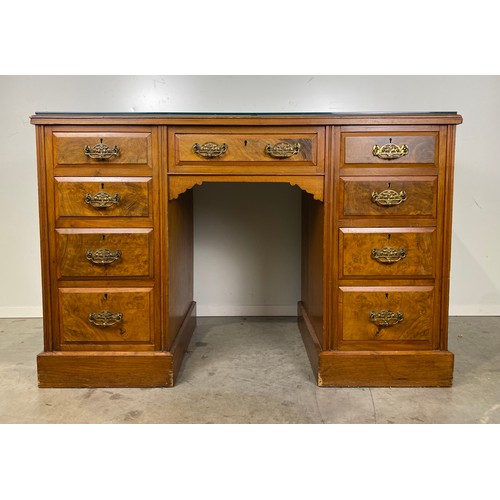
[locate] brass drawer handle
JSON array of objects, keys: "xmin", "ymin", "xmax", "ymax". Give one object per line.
[
  {"xmin": 86, "ymin": 248, "xmax": 122, "ymax": 265},
  {"xmin": 193, "ymin": 142, "xmax": 228, "ymax": 158},
  {"xmin": 369, "ymin": 310, "xmax": 404, "ymax": 327},
  {"xmin": 371, "ymin": 189, "xmax": 407, "ymax": 206},
  {"xmin": 88, "ymin": 310, "xmax": 123, "ymax": 327},
  {"xmin": 85, "ymin": 192, "xmax": 120, "ymax": 209},
  {"xmin": 265, "ymin": 142, "xmax": 301, "ymax": 158},
  {"xmin": 372, "ymin": 140, "xmax": 409, "ymax": 160},
  {"xmin": 84, "ymin": 139, "xmax": 120, "ymax": 160},
  {"xmin": 371, "ymin": 247, "xmax": 407, "ymax": 264}
]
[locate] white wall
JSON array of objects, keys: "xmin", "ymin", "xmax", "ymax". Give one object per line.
[{"xmin": 0, "ymin": 75, "xmax": 498, "ymax": 317}]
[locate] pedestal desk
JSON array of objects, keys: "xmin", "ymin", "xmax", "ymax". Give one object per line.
[{"xmin": 31, "ymin": 112, "xmax": 462, "ymax": 387}]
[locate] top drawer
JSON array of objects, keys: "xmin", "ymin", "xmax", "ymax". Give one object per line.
[
  {"xmin": 51, "ymin": 130, "xmax": 153, "ymax": 168},
  {"xmin": 341, "ymin": 131, "xmax": 438, "ymax": 167},
  {"xmin": 169, "ymin": 126, "xmax": 324, "ymax": 174}
]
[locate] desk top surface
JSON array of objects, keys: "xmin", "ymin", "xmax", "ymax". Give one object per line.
[{"xmin": 30, "ymin": 111, "xmax": 463, "ymax": 125}]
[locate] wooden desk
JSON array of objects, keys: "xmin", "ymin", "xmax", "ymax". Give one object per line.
[{"xmin": 31, "ymin": 112, "xmax": 462, "ymax": 387}]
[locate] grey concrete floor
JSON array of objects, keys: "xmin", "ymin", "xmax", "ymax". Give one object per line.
[{"xmin": 0, "ymin": 316, "xmax": 499, "ymax": 423}]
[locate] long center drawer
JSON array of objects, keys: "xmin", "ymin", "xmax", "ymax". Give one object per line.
[{"xmin": 168, "ymin": 126, "xmax": 325, "ymax": 174}]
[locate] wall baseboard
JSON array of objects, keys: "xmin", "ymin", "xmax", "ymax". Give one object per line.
[
  {"xmin": 196, "ymin": 305, "xmax": 297, "ymax": 317},
  {"xmin": 0, "ymin": 304, "xmax": 498, "ymax": 319},
  {"xmin": 448, "ymin": 304, "xmax": 500, "ymax": 316},
  {"xmin": 0, "ymin": 307, "xmax": 43, "ymax": 318}
]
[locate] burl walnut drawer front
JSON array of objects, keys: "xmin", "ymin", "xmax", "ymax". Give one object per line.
[
  {"xmin": 56, "ymin": 229, "xmax": 153, "ymax": 279},
  {"xmin": 342, "ymin": 132, "xmax": 437, "ymax": 166},
  {"xmin": 55, "ymin": 177, "xmax": 152, "ymax": 219},
  {"xmin": 169, "ymin": 127, "xmax": 324, "ymax": 173},
  {"xmin": 52, "ymin": 131, "xmax": 152, "ymax": 168},
  {"xmin": 340, "ymin": 177, "xmax": 437, "ymax": 218},
  {"xmin": 59, "ymin": 288, "xmax": 154, "ymax": 346},
  {"xmin": 339, "ymin": 228, "xmax": 436, "ymax": 279},
  {"xmin": 338, "ymin": 286, "xmax": 435, "ymax": 349}
]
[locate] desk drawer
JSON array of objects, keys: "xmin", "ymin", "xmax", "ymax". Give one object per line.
[
  {"xmin": 338, "ymin": 286, "xmax": 435, "ymax": 349},
  {"xmin": 59, "ymin": 287, "xmax": 154, "ymax": 346},
  {"xmin": 340, "ymin": 228, "xmax": 436, "ymax": 278},
  {"xmin": 340, "ymin": 176, "xmax": 437, "ymax": 218},
  {"xmin": 56, "ymin": 229, "xmax": 153, "ymax": 279},
  {"xmin": 169, "ymin": 127, "xmax": 324, "ymax": 173},
  {"xmin": 342, "ymin": 132, "xmax": 437, "ymax": 166},
  {"xmin": 52, "ymin": 131, "xmax": 152, "ymax": 168},
  {"xmin": 55, "ymin": 177, "xmax": 152, "ymax": 219}
]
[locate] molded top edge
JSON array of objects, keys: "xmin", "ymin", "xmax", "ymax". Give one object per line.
[{"xmin": 30, "ymin": 111, "xmax": 463, "ymax": 125}]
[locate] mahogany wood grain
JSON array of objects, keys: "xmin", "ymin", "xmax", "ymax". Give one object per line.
[
  {"xmin": 338, "ymin": 286, "xmax": 435, "ymax": 349},
  {"xmin": 56, "ymin": 228, "xmax": 153, "ymax": 279},
  {"xmin": 340, "ymin": 176, "xmax": 437, "ymax": 218},
  {"xmin": 55, "ymin": 177, "xmax": 152, "ymax": 219},
  {"xmin": 170, "ymin": 301, "xmax": 197, "ymax": 382},
  {"xmin": 52, "ymin": 131, "xmax": 152, "ymax": 167},
  {"xmin": 167, "ymin": 189, "xmax": 194, "ymax": 349},
  {"xmin": 168, "ymin": 175, "xmax": 324, "ymax": 202},
  {"xmin": 339, "ymin": 227, "xmax": 436, "ymax": 278},
  {"xmin": 31, "ymin": 113, "xmax": 463, "ymax": 126},
  {"xmin": 168, "ymin": 126, "xmax": 325, "ymax": 174},
  {"xmin": 32, "ymin": 113, "xmax": 461, "ymax": 388},
  {"xmin": 58, "ymin": 287, "xmax": 154, "ymax": 347},
  {"xmin": 342, "ymin": 132, "xmax": 437, "ymax": 165},
  {"xmin": 36, "ymin": 125, "xmax": 54, "ymax": 351},
  {"xmin": 37, "ymin": 352, "xmax": 174, "ymax": 387},
  {"xmin": 318, "ymin": 351, "xmax": 454, "ymax": 387},
  {"xmin": 301, "ymin": 193, "xmax": 324, "ymax": 346},
  {"xmin": 297, "ymin": 301, "xmax": 321, "ymax": 375}
]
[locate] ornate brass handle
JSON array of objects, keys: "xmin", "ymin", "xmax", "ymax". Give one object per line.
[
  {"xmin": 371, "ymin": 189, "xmax": 407, "ymax": 206},
  {"xmin": 192, "ymin": 142, "xmax": 228, "ymax": 158},
  {"xmin": 84, "ymin": 139, "xmax": 120, "ymax": 160},
  {"xmin": 265, "ymin": 142, "xmax": 301, "ymax": 158},
  {"xmin": 86, "ymin": 248, "xmax": 122, "ymax": 265},
  {"xmin": 85, "ymin": 192, "xmax": 120, "ymax": 209},
  {"xmin": 371, "ymin": 247, "xmax": 407, "ymax": 264},
  {"xmin": 88, "ymin": 310, "xmax": 123, "ymax": 327},
  {"xmin": 372, "ymin": 140, "xmax": 409, "ymax": 160},
  {"xmin": 369, "ymin": 310, "xmax": 404, "ymax": 327}
]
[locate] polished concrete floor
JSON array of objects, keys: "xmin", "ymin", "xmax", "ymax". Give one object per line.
[{"xmin": 0, "ymin": 316, "xmax": 499, "ymax": 423}]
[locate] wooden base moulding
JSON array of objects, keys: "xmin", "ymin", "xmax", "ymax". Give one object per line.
[
  {"xmin": 298, "ymin": 301, "xmax": 453, "ymax": 387},
  {"xmin": 38, "ymin": 302, "xmax": 197, "ymax": 388}
]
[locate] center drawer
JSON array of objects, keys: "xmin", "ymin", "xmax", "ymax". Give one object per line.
[
  {"xmin": 168, "ymin": 126, "xmax": 325, "ymax": 174},
  {"xmin": 56, "ymin": 228, "xmax": 153, "ymax": 279}
]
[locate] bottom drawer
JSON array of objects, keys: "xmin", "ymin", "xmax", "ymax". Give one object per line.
[
  {"xmin": 338, "ymin": 286, "xmax": 435, "ymax": 350},
  {"xmin": 59, "ymin": 288, "xmax": 154, "ymax": 348}
]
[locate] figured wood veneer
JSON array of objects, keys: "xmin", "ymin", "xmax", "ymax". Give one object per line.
[{"xmin": 31, "ymin": 112, "xmax": 462, "ymax": 388}]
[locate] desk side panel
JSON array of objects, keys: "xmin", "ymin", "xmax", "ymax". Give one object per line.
[
  {"xmin": 167, "ymin": 190, "xmax": 194, "ymax": 349},
  {"xmin": 301, "ymin": 191, "xmax": 324, "ymax": 346}
]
